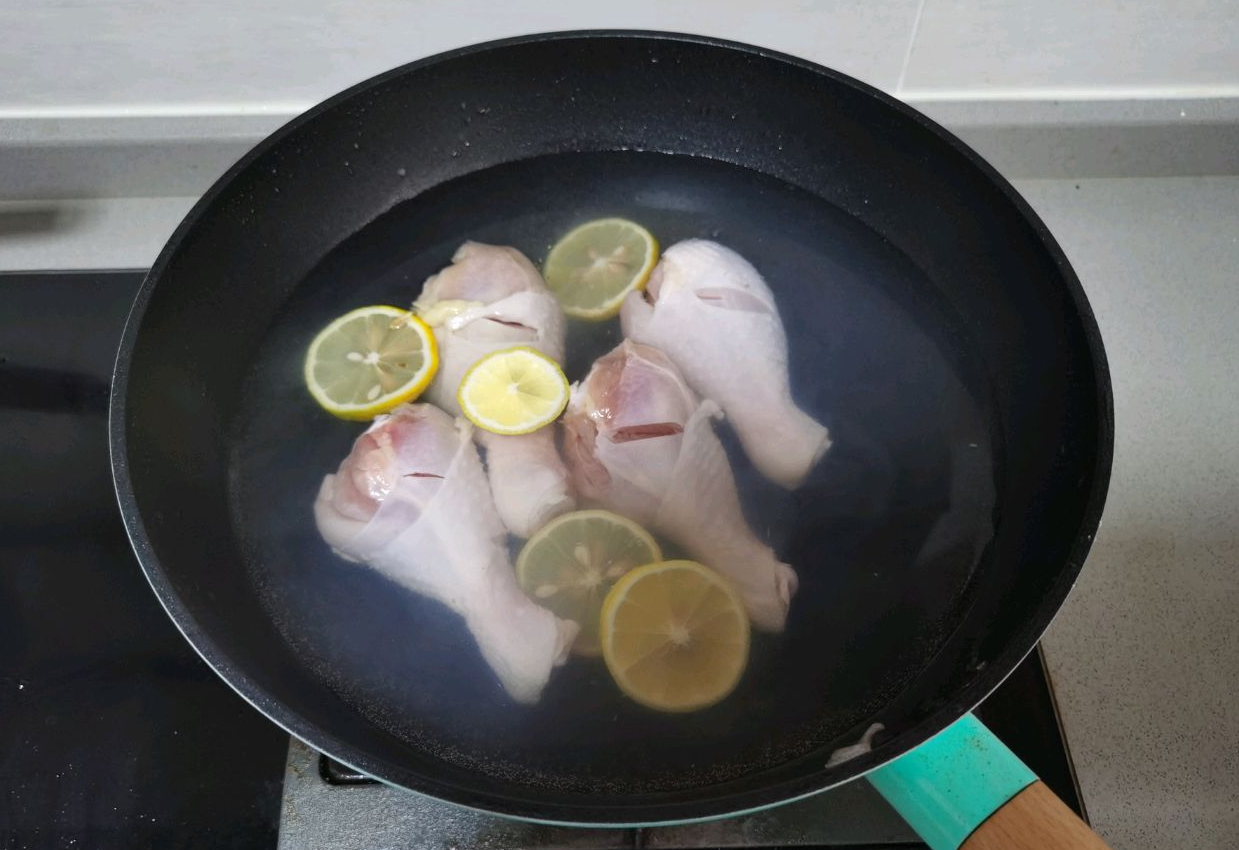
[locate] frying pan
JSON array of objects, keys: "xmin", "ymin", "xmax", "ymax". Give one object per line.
[{"xmin": 110, "ymin": 31, "xmax": 1112, "ymax": 848}]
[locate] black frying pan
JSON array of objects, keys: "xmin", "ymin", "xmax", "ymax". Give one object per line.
[{"xmin": 111, "ymin": 31, "xmax": 1111, "ymax": 843}]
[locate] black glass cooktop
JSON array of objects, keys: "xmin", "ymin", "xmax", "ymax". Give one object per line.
[{"xmin": 0, "ymin": 271, "xmax": 1083, "ymax": 850}]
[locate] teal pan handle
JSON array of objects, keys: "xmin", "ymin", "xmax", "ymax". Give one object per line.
[{"xmin": 867, "ymin": 713, "xmax": 1110, "ymax": 850}]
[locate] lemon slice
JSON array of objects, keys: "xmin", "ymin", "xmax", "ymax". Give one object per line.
[
  {"xmin": 600, "ymin": 560, "xmax": 750, "ymax": 712},
  {"xmin": 457, "ymin": 346, "xmax": 570, "ymax": 435},
  {"xmin": 517, "ymin": 510, "xmax": 662, "ymax": 656},
  {"xmin": 304, "ymin": 306, "xmax": 438, "ymax": 420},
  {"xmin": 543, "ymin": 218, "xmax": 659, "ymax": 320}
]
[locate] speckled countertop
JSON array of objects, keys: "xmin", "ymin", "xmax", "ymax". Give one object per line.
[
  {"xmin": 1024, "ymin": 176, "xmax": 1239, "ymax": 849},
  {"xmin": 2, "ymin": 165, "xmax": 1237, "ymax": 850}
]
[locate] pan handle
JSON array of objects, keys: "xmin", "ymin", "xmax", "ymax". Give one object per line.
[{"xmin": 868, "ymin": 713, "xmax": 1111, "ymax": 850}]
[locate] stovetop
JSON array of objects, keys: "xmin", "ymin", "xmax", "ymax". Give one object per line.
[
  {"xmin": 279, "ymin": 647, "xmax": 1082, "ymax": 850},
  {"xmin": 1, "ymin": 271, "xmax": 289, "ymax": 849},
  {"xmin": 1, "ymin": 270, "xmax": 1085, "ymax": 850}
]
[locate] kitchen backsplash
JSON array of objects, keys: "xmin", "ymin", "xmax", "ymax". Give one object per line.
[{"xmin": 1, "ymin": 0, "xmax": 1236, "ymax": 117}]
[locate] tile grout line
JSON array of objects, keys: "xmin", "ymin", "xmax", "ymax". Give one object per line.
[{"xmin": 896, "ymin": 0, "xmax": 929, "ymax": 95}]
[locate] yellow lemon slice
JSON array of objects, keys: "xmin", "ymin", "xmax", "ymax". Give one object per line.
[
  {"xmin": 457, "ymin": 346, "xmax": 570, "ymax": 435},
  {"xmin": 517, "ymin": 510, "xmax": 662, "ymax": 656},
  {"xmin": 543, "ymin": 218, "xmax": 659, "ymax": 320},
  {"xmin": 303, "ymin": 305, "xmax": 438, "ymax": 421},
  {"xmin": 600, "ymin": 560, "xmax": 750, "ymax": 712}
]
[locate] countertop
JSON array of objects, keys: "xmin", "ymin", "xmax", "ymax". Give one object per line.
[
  {"xmin": 1027, "ymin": 176, "xmax": 1239, "ymax": 848},
  {"xmin": 2, "ymin": 116, "xmax": 1237, "ymax": 849}
]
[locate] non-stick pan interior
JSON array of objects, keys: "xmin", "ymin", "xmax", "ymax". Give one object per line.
[{"xmin": 115, "ymin": 33, "xmax": 1108, "ymax": 823}]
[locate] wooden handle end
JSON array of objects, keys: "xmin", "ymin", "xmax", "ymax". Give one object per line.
[{"xmin": 961, "ymin": 781, "xmax": 1110, "ymax": 850}]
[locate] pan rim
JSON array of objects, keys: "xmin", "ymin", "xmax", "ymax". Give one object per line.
[{"xmin": 109, "ymin": 28, "xmax": 1114, "ymax": 826}]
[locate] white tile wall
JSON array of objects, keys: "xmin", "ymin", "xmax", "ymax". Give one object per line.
[
  {"xmin": 0, "ymin": 0, "xmax": 920, "ymax": 115},
  {"xmin": 900, "ymin": 0, "xmax": 1239, "ymax": 99},
  {"xmin": 4, "ymin": 0, "xmax": 1238, "ymax": 116}
]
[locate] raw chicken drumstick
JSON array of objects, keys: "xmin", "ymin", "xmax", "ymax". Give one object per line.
[
  {"xmin": 621, "ymin": 239, "xmax": 830, "ymax": 489},
  {"xmin": 562, "ymin": 340, "xmax": 798, "ymax": 632},
  {"xmin": 314, "ymin": 403, "xmax": 578, "ymax": 703}
]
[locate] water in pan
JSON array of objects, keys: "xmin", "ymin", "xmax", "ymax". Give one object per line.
[{"xmin": 229, "ymin": 151, "xmax": 999, "ymax": 793}]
